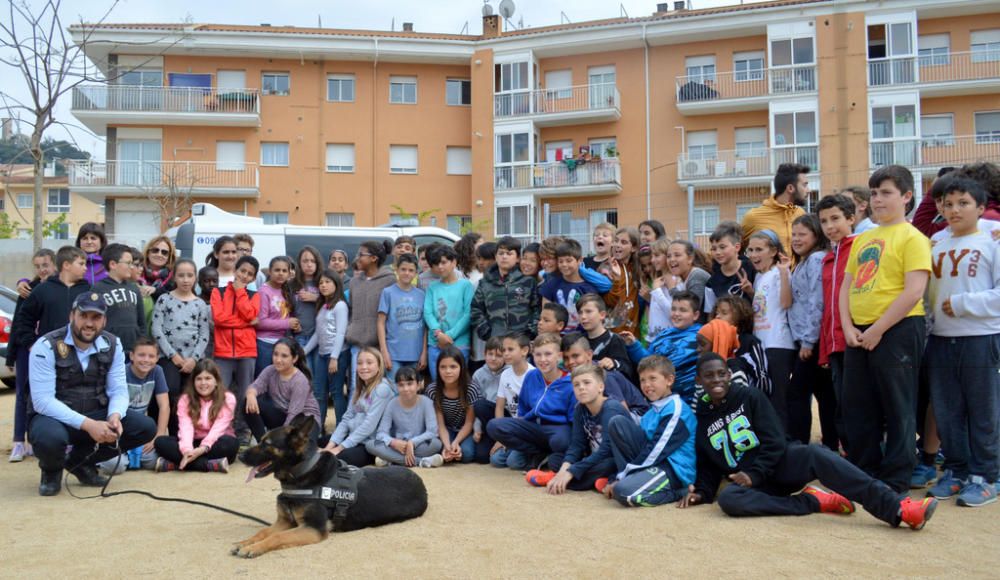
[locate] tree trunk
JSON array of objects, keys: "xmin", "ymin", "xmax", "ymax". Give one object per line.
[{"xmin": 31, "ymin": 126, "xmax": 45, "ymax": 253}]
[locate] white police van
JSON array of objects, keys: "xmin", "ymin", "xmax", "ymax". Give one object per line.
[{"xmin": 169, "ymin": 203, "xmax": 460, "ymax": 266}]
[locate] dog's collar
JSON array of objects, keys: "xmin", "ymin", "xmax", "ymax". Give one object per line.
[{"xmin": 287, "ymin": 450, "xmax": 321, "ymax": 479}]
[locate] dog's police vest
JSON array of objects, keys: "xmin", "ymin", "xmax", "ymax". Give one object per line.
[
  {"xmin": 28, "ymin": 327, "xmax": 116, "ymax": 415},
  {"xmin": 278, "ymin": 455, "xmax": 363, "ymax": 525}
]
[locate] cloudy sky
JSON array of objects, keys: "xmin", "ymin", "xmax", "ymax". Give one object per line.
[{"xmin": 3, "ymin": 0, "xmax": 768, "ymax": 158}]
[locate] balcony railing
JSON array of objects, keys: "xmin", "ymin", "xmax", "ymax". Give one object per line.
[
  {"xmin": 675, "ymin": 65, "xmax": 816, "ymax": 103},
  {"xmin": 67, "ymin": 160, "xmax": 259, "ymax": 190},
  {"xmin": 72, "ymin": 85, "xmax": 260, "ymax": 115},
  {"xmin": 494, "ymin": 158, "xmax": 621, "ymax": 192},
  {"xmin": 870, "ymin": 134, "xmax": 1000, "ymax": 169},
  {"xmin": 494, "ymin": 83, "xmax": 619, "ymax": 119},
  {"xmin": 869, "ymin": 50, "xmax": 1000, "ymax": 87},
  {"xmin": 677, "ymin": 146, "xmax": 819, "ymax": 181}
]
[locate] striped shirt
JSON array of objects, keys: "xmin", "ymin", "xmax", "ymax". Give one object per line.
[{"xmin": 424, "ymin": 382, "xmax": 481, "ymax": 431}]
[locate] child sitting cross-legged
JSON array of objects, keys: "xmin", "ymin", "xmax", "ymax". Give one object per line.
[
  {"xmin": 488, "ymin": 333, "xmax": 535, "ymax": 470},
  {"xmin": 621, "ymin": 291, "xmax": 703, "ymax": 406},
  {"xmin": 678, "ymin": 353, "xmax": 938, "ymax": 530},
  {"xmin": 529, "ymin": 364, "xmax": 630, "ymax": 493},
  {"xmin": 365, "ymin": 366, "xmax": 444, "ymax": 468},
  {"xmin": 602, "ymin": 355, "xmax": 697, "ymax": 507}
]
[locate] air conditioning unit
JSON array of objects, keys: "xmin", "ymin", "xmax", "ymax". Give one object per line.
[
  {"xmin": 684, "ymin": 159, "xmax": 708, "ymax": 177},
  {"xmin": 735, "ymin": 158, "xmax": 748, "ymax": 176},
  {"xmin": 714, "ymin": 161, "xmax": 727, "ymax": 177}
]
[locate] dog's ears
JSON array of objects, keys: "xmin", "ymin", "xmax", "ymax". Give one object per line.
[{"xmin": 289, "ymin": 414, "xmax": 315, "ymax": 441}]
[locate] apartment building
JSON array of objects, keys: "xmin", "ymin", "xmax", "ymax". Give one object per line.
[
  {"xmin": 1, "ymin": 164, "xmax": 104, "ymax": 240},
  {"xmin": 68, "ymin": 0, "xmax": 1000, "ymax": 249}
]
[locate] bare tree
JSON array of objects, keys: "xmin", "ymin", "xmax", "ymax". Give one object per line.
[
  {"xmin": 144, "ymin": 162, "xmax": 203, "ymax": 230},
  {"xmin": 0, "ymin": 0, "xmax": 124, "ymax": 251}
]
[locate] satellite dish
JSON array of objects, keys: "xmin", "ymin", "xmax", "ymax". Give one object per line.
[
  {"xmin": 498, "ymin": 0, "xmax": 515, "ymax": 19},
  {"xmin": 482, "ymin": 2, "xmax": 493, "ymax": 16}
]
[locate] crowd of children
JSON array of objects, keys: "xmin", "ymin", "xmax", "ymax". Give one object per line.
[{"xmin": 8, "ymin": 161, "xmax": 1000, "ymax": 530}]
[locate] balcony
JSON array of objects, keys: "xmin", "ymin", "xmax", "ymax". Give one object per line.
[
  {"xmin": 870, "ymin": 134, "xmax": 1000, "ymax": 172},
  {"xmin": 675, "ymin": 66, "xmax": 816, "ymax": 115},
  {"xmin": 494, "ymin": 158, "xmax": 621, "ymax": 197},
  {"xmin": 66, "ymin": 160, "xmax": 259, "ymax": 202},
  {"xmin": 493, "ymin": 84, "xmax": 620, "ymax": 127},
  {"xmin": 868, "ymin": 51, "xmax": 1000, "ymax": 96},
  {"xmin": 677, "ymin": 146, "xmax": 819, "ymax": 186},
  {"xmin": 72, "ymin": 86, "xmax": 261, "ymax": 134}
]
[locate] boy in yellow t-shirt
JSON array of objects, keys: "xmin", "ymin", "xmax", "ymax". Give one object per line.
[{"xmin": 838, "ymin": 165, "xmax": 931, "ymax": 495}]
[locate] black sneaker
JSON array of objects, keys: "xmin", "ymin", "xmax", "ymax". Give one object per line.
[
  {"xmin": 69, "ymin": 464, "xmax": 110, "ymax": 487},
  {"xmin": 38, "ymin": 470, "xmax": 62, "ymax": 496}
]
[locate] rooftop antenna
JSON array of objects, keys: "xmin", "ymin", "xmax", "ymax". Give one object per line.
[
  {"xmin": 498, "ymin": 0, "xmax": 516, "ymax": 30},
  {"xmin": 391, "ymin": 17, "xmax": 395, "ymax": 31},
  {"xmin": 620, "ymin": 3, "xmax": 628, "ymax": 17},
  {"xmin": 560, "ymin": 11, "xmax": 571, "ymax": 24},
  {"xmin": 460, "ymin": 20, "xmax": 469, "ymax": 34},
  {"xmin": 317, "ymin": 14, "xmax": 322, "ymax": 27}
]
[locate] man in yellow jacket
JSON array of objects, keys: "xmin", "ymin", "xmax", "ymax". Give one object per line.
[{"xmin": 741, "ymin": 163, "xmax": 809, "ymax": 251}]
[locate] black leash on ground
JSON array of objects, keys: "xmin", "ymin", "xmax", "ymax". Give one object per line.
[{"xmin": 63, "ymin": 439, "xmax": 270, "ymax": 526}]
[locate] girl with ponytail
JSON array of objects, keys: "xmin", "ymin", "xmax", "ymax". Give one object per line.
[{"xmin": 245, "ymin": 337, "xmax": 321, "ymax": 442}]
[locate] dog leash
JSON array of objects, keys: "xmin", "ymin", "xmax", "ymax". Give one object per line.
[{"xmin": 63, "ymin": 438, "xmax": 270, "ymax": 526}]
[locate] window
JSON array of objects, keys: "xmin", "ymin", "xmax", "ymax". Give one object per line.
[
  {"xmin": 544, "ymin": 70, "xmax": 573, "ymax": 99},
  {"xmin": 495, "ymin": 133, "xmax": 530, "ymax": 164},
  {"xmin": 693, "ymin": 206, "xmax": 720, "ymax": 236},
  {"xmin": 687, "ymin": 131, "xmax": 718, "ymax": 160},
  {"xmin": 971, "ymin": 29, "xmax": 1000, "ymax": 63},
  {"xmin": 47, "ymin": 189, "xmax": 70, "ymax": 213},
  {"xmin": 261, "ymin": 142, "xmax": 289, "ymax": 167},
  {"xmin": 588, "ymin": 66, "xmax": 616, "ymax": 108},
  {"xmin": 589, "ymin": 209, "xmax": 618, "ymax": 230},
  {"xmin": 217, "ymin": 70, "xmax": 246, "ymax": 91},
  {"xmin": 975, "ymin": 112, "xmax": 1000, "ymax": 144},
  {"xmin": 327, "ymin": 75, "xmax": 355, "ymax": 102},
  {"xmin": 121, "ymin": 69, "xmax": 162, "ymax": 87},
  {"xmin": 495, "ymin": 62, "xmax": 529, "ymax": 92},
  {"xmin": 0, "ymin": 197, "xmax": 4, "ymax": 210},
  {"xmin": 589, "ymin": 138, "xmax": 617, "ymax": 158},
  {"xmin": 918, "ymin": 34, "xmax": 950, "ymax": 66},
  {"xmin": 261, "ymin": 212, "xmax": 288, "ymax": 225},
  {"xmin": 870, "ymin": 102, "xmax": 917, "ymax": 166},
  {"xmin": 325, "ymin": 144, "xmax": 355, "ymax": 173},
  {"xmin": 496, "ymin": 204, "xmax": 531, "ymax": 237},
  {"xmin": 735, "ymin": 127, "xmax": 768, "ymax": 158},
  {"xmin": 446, "ymin": 146, "xmax": 472, "ymax": 175},
  {"xmin": 216, "ymin": 141, "xmax": 246, "ymax": 171},
  {"xmin": 771, "ymin": 37, "xmax": 815, "ymax": 66},
  {"xmin": 921, "ymin": 115, "xmax": 954, "ymax": 147},
  {"xmin": 390, "ymin": 145, "xmax": 418, "ymax": 174},
  {"xmin": 262, "ymin": 72, "xmax": 290, "ymax": 96},
  {"xmin": 16, "ymin": 193, "xmax": 32, "ymax": 208},
  {"xmin": 447, "ymin": 215, "xmax": 472, "ymax": 235},
  {"xmin": 446, "ymin": 79, "xmax": 471, "ymax": 106},
  {"xmin": 389, "ymin": 76, "xmax": 417, "ymax": 104},
  {"xmin": 734, "ymin": 51, "xmax": 765, "ymax": 81},
  {"xmin": 773, "ymin": 110, "xmax": 818, "ymax": 167},
  {"xmin": 326, "ymin": 213, "xmax": 355, "ymax": 227},
  {"xmin": 545, "ymin": 140, "xmax": 573, "ymax": 163},
  {"xmin": 50, "ymin": 223, "xmax": 70, "ymax": 240},
  {"xmin": 685, "ymin": 56, "xmax": 716, "ymax": 83},
  {"xmin": 736, "ymin": 204, "xmax": 756, "ymax": 223}
]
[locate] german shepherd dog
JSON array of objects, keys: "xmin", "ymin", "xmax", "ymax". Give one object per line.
[{"xmin": 234, "ymin": 414, "xmax": 428, "ymax": 558}]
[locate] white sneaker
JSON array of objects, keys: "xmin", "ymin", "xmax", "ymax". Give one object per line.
[
  {"xmin": 9, "ymin": 442, "xmax": 26, "ymax": 462},
  {"xmin": 418, "ymin": 454, "xmax": 444, "ymax": 468},
  {"xmin": 374, "ymin": 457, "xmax": 389, "ymax": 467}
]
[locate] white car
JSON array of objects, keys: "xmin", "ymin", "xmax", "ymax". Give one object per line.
[{"xmin": 0, "ymin": 284, "xmax": 17, "ymax": 387}]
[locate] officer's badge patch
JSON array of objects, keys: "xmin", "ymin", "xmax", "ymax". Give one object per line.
[{"xmin": 56, "ymin": 341, "xmax": 70, "ymax": 359}]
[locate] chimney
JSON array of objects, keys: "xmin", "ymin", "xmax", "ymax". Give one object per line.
[
  {"xmin": 674, "ymin": 1, "xmax": 686, "ymax": 10},
  {"xmin": 656, "ymin": 3, "xmax": 670, "ymax": 13},
  {"xmin": 402, "ymin": 22, "xmax": 413, "ymax": 32},
  {"xmin": 1, "ymin": 117, "xmax": 11, "ymax": 140},
  {"xmin": 482, "ymin": 14, "xmax": 500, "ymax": 38}
]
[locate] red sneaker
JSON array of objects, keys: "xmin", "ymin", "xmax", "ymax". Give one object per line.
[
  {"xmin": 525, "ymin": 469, "xmax": 555, "ymax": 487},
  {"xmin": 594, "ymin": 477, "xmax": 609, "ymax": 493},
  {"xmin": 803, "ymin": 485, "xmax": 855, "ymax": 514},
  {"xmin": 900, "ymin": 496, "xmax": 938, "ymax": 530}
]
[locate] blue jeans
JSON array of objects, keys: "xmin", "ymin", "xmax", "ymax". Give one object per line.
[
  {"xmin": 490, "ymin": 447, "xmax": 530, "ymax": 469},
  {"xmin": 255, "ymin": 339, "xmax": 277, "ymax": 378},
  {"xmin": 315, "ymin": 349, "xmax": 351, "ymax": 431},
  {"xmin": 447, "ymin": 428, "xmax": 476, "ymax": 464},
  {"xmin": 486, "ymin": 417, "xmax": 570, "ymax": 471},
  {"xmin": 428, "ymin": 344, "xmax": 469, "ymax": 383},
  {"xmin": 927, "ymin": 334, "xmax": 1000, "ymax": 482}
]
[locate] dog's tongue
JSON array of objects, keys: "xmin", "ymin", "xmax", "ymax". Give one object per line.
[{"xmin": 245, "ymin": 465, "xmax": 260, "ymax": 484}]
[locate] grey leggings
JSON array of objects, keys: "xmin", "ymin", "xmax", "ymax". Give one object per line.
[
  {"xmin": 215, "ymin": 357, "xmax": 255, "ymax": 435},
  {"xmin": 365, "ymin": 439, "xmax": 443, "ymax": 465}
]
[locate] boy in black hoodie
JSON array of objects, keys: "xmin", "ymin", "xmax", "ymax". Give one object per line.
[
  {"xmin": 678, "ymin": 353, "xmax": 938, "ymax": 531},
  {"xmin": 92, "ymin": 243, "xmax": 146, "ymax": 354}
]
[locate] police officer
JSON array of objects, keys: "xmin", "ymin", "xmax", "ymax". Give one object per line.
[{"xmin": 28, "ymin": 292, "xmax": 156, "ymax": 496}]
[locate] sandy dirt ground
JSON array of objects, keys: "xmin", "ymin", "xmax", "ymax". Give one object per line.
[{"xmin": 0, "ymin": 389, "xmax": 998, "ymax": 579}]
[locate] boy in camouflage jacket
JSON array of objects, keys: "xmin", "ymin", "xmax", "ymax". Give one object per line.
[{"xmin": 472, "ymin": 236, "xmax": 541, "ymax": 341}]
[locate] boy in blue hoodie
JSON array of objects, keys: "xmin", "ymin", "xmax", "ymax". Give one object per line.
[
  {"xmin": 486, "ymin": 333, "xmax": 577, "ymax": 472},
  {"xmin": 622, "ymin": 290, "xmax": 703, "ymax": 405},
  {"xmin": 603, "ymin": 355, "xmax": 697, "ymax": 507}
]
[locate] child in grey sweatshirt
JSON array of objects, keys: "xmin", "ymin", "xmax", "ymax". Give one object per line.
[{"xmin": 365, "ymin": 367, "xmax": 443, "ymax": 468}]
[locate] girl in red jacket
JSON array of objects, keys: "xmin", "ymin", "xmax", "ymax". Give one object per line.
[{"xmin": 211, "ymin": 255, "xmax": 261, "ymax": 448}]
